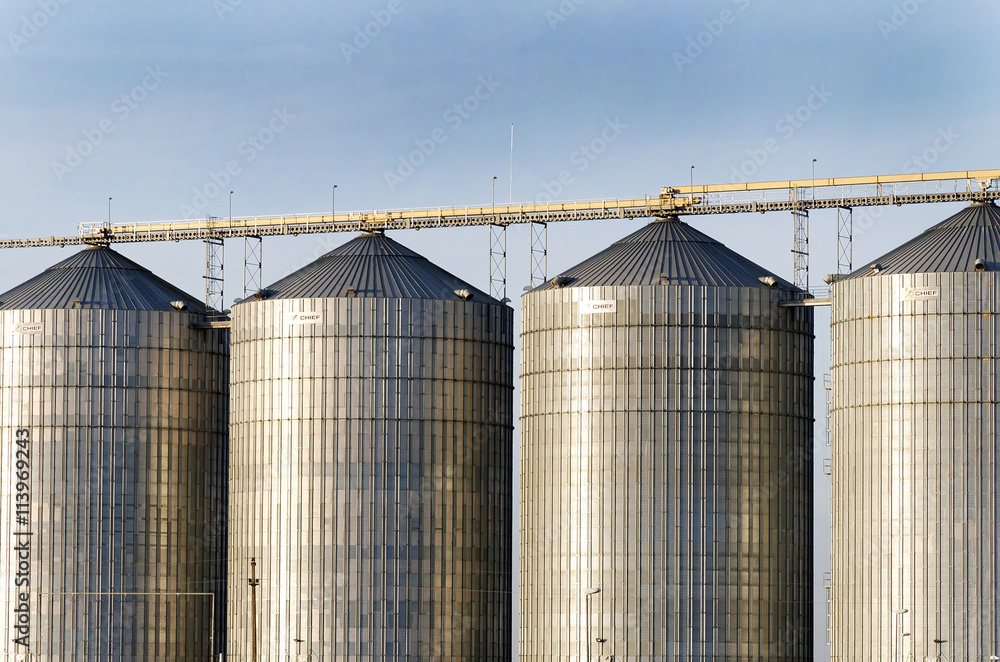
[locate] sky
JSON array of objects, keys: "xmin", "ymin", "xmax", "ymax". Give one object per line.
[{"xmin": 2, "ymin": 1, "xmax": 999, "ymax": 659}]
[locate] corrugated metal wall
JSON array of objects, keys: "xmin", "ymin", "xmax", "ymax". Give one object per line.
[
  {"xmin": 830, "ymin": 272, "xmax": 1000, "ymax": 661},
  {"xmin": 228, "ymin": 296, "xmax": 513, "ymax": 661},
  {"xmin": 0, "ymin": 308, "xmax": 229, "ymax": 661},
  {"xmin": 521, "ymin": 284, "xmax": 814, "ymax": 661}
]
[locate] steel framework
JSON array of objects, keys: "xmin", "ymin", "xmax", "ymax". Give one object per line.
[{"xmin": 3, "ymin": 169, "xmax": 998, "ymax": 307}]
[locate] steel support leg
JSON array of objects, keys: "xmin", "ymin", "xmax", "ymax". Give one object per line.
[
  {"xmin": 791, "ymin": 208, "xmax": 809, "ymax": 291},
  {"xmin": 489, "ymin": 223, "xmax": 507, "ymax": 301},
  {"xmin": 530, "ymin": 221, "xmax": 547, "ymax": 289},
  {"xmin": 837, "ymin": 206, "xmax": 852, "ymax": 275},
  {"xmin": 243, "ymin": 235, "xmax": 262, "ymax": 298},
  {"xmin": 204, "ymin": 230, "xmax": 224, "ymax": 314}
]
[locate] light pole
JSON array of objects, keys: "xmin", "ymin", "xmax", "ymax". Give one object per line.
[
  {"xmin": 249, "ymin": 558, "xmax": 260, "ymax": 662},
  {"xmin": 933, "ymin": 638, "xmax": 947, "ymax": 662},
  {"xmin": 894, "ymin": 608, "xmax": 908, "ymax": 661},
  {"xmin": 492, "ymin": 175, "xmax": 497, "ymax": 214},
  {"xmin": 585, "ymin": 588, "xmax": 601, "ymax": 662},
  {"xmin": 108, "ymin": 196, "xmax": 112, "ymax": 225},
  {"xmin": 332, "ymin": 184, "xmax": 337, "ymax": 222},
  {"xmin": 690, "ymin": 165, "xmax": 694, "ymax": 191},
  {"xmin": 294, "ymin": 637, "xmax": 315, "ymax": 660},
  {"xmin": 229, "ymin": 190, "xmax": 233, "ymax": 222},
  {"xmin": 812, "ymin": 158, "xmax": 817, "ymax": 200}
]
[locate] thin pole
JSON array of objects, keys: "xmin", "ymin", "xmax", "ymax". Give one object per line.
[
  {"xmin": 108, "ymin": 197, "xmax": 112, "ymax": 224},
  {"xmin": 509, "ymin": 123, "xmax": 514, "ymax": 204},
  {"xmin": 249, "ymin": 558, "xmax": 260, "ymax": 662},
  {"xmin": 332, "ymin": 185, "xmax": 337, "ymax": 222},
  {"xmin": 587, "ymin": 596, "xmax": 591, "ymax": 662}
]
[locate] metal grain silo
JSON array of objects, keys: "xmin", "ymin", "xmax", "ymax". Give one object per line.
[
  {"xmin": 829, "ymin": 202, "xmax": 1000, "ymax": 662},
  {"xmin": 228, "ymin": 231, "xmax": 513, "ymax": 661},
  {"xmin": 520, "ymin": 216, "xmax": 815, "ymax": 661},
  {"xmin": 0, "ymin": 245, "xmax": 229, "ymax": 662}
]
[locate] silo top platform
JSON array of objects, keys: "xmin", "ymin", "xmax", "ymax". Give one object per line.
[
  {"xmin": 846, "ymin": 202, "xmax": 1000, "ymax": 278},
  {"xmin": 0, "ymin": 245, "xmax": 205, "ymax": 311},
  {"xmin": 528, "ymin": 215, "xmax": 796, "ymax": 291},
  {"xmin": 253, "ymin": 231, "xmax": 496, "ymax": 302}
]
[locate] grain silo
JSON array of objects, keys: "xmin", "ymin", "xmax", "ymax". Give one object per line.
[
  {"xmin": 227, "ymin": 231, "xmax": 513, "ymax": 661},
  {"xmin": 520, "ymin": 216, "xmax": 815, "ymax": 661},
  {"xmin": 0, "ymin": 245, "xmax": 229, "ymax": 661},
  {"xmin": 829, "ymin": 202, "xmax": 1000, "ymax": 662}
]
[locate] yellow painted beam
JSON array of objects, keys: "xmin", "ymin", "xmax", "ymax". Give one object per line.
[{"xmin": 664, "ymin": 169, "xmax": 1000, "ymax": 196}]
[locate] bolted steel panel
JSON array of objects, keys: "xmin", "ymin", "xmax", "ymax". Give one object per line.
[
  {"xmin": 520, "ymin": 282, "xmax": 815, "ymax": 661},
  {"xmin": 829, "ymin": 270, "xmax": 1000, "ymax": 662},
  {"xmin": 0, "ymin": 306, "xmax": 229, "ymax": 661},
  {"xmin": 227, "ymin": 292, "xmax": 514, "ymax": 661}
]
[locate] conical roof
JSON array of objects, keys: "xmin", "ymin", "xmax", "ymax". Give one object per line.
[
  {"xmin": 0, "ymin": 245, "xmax": 205, "ymax": 312},
  {"xmin": 256, "ymin": 232, "xmax": 494, "ymax": 302},
  {"xmin": 530, "ymin": 216, "xmax": 795, "ymax": 291},
  {"xmin": 846, "ymin": 202, "xmax": 1000, "ymax": 278}
]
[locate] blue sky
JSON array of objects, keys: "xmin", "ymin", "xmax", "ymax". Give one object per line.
[{"xmin": 3, "ymin": 1, "xmax": 998, "ymax": 658}]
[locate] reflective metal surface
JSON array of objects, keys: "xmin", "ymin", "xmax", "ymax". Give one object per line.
[
  {"xmin": 520, "ymin": 283, "xmax": 814, "ymax": 661},
  {"xmin": 830, "ymin": 271, "xmax": 1000, "ymax": 661},
  {"xmin": 0, "ymin": 307, "xmax": 229, "ymax": 661},
  {"xmin": 228, "ymin": 295, "xmax": 514, "ymax": 661}
]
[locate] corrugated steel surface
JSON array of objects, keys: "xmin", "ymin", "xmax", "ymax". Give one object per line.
[
  {"xmin": 0, "ymin": 302, "xmax": 228, "ymax": 658},
  {"xmin": 261, "ymin": 231, "xmax": 492, "ymax": 301},
  {"xmin": 228, "ymin": 247, "xmax": 513, "ymax": 660},
  {"xmin": 830, "ymin": 271, "xmax": 1000, "ymax": 661},
  {"xmin": 0, "ymin": 245, "xmax": 206, "ymax": 312},
  {"xmin": 521, "ymin": 225, "xmax": 814, "ymax": 660},
  {"xmin": 530, "ymin": 216, "xmax": 797, "ymax": 290},
  {"xmin": 846, "ymin": 201, "xmax": 1000, "ymax": 277}
]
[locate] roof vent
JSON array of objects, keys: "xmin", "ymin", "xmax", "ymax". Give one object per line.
[
  {"xmin": 551, "ymin": 276, "xmax": 572, "ymax": 288},
  {"xmin": 659, "ymin": 275, "xmax": 670, "ymax": 285},
  {"xmin": 867, "ymin": 263, "xmax": 883, "ymax": 276},
  {"xmin": 975, "ymin": 258, "xmax": 987, "ymax": 272},
  {"xmin": 454, "ymin": 289, "xmax": 473, "ymax": 300},
  {"xmin": 823, "ymin": 274, "xmax": 841, "ymax": 285},
  {"xmin": 252, "ymin": 289, "xmax": 274, "ymax": 301},
  {"xmin": 170, "ymin": 301, "xmax": 188, "ymax": 311},
  {"xmin": 758, "ymin": 276, "xmax": 778, "ymax": 287},
  {"xmin": 72, "ymin": 299, "xmax": 83, "ymax": 309},
  {"xmin": 346, "ymin": 288, "xmax": 356, "ymax": 297}
]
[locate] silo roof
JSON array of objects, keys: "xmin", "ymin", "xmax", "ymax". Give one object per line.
[
  {"xmin": 257, "ymin": 231, "xmax": 495, "ymax": 302},
  {"xmin": 530, "ymin": 216, "xmax": 796, "ymax": 291},
  {"xmin": 846, "ymin": 202, "xmax": 1000, "ymax": 278},
  {"xmin": 0, "ymin": 245, "xmax": 206, "ymax": 312}
]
